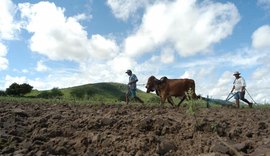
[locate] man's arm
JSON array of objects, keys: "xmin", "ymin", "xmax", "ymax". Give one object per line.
[
  {"xmin": 231, "ymin": 78, "xmax": 236, "ymax": 93},
  {"xmin": 128, "ymin": 75, "xmax": 138, "ymax": 85},
  {"xmin": 241, "ymin": 86, "xmax": 246, "ymax": 92},
  {"xmin": 230, "ymin": 86, "xmax": 235, "ymax": 93},
  {"xmin": 240, "ymin": 77, "xmax": 246, "ymax": 92}
]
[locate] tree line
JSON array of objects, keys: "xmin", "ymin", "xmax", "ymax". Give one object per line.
[{"xmin": 0, "ymin": 82, "xmax": 63, "ymax": 99}]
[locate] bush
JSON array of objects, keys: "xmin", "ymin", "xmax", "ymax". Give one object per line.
[
  {"xmin": 70, "ymin": 88, "xmax": 95, "ymax": 100},
  {"xmin": 6, "ymin": 83, "xmax": 33, "ymax": 96},
  {"xmin": 70, "ymin": 88, "xmax": 85, "ymax": 99},
  {"xmin": 0, "ymin": 90, "xmax": 7, "ymax": 96},
  {"xmin": 51, "ymin": 88, "xmax": 63, "ymax": 98},
  {"xmin": 37, "ymin": 88, "xmax": 63, "ymax": 99},
  {"xmin": 20, "ymin": 83, "xmax": 33, "ymax": 95},
  {"xmin": 37, "ymin": 91, "xmax": 50, "ymax": 99}
]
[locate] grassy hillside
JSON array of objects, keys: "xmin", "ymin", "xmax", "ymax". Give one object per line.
[{"xmin": 29, "ymin": 82, "xmax": 160, "ymax": 103}]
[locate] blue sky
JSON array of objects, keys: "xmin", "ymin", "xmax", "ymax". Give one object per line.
[{"xmin": 1, "ymin": 0, "xmax": 270, "ymax": 103}]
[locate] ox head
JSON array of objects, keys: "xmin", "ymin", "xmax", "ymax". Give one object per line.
[{"xmin": 145, "ymin": 76, "xmax": 160, "ymax": 93}]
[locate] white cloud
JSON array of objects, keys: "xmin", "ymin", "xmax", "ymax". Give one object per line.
[
  {"xmin": 248, "ymin": 66, "xmax": 270, "ymax": 104},
  {"xmin": 22, "ymin": 69, "xmax": 28, "ymax": 73},
  {"xmin": 36, "ymin": 60, "xmax": 48, "ymax": 72},
  {"xmin": 0, "ymin": 43, "xmax": 8, "ymax": 70},
  {"xmin": 88, "ymin": 34, "xmax": 119, "ymax": 60},
  {"xmin": 73, "ymin": 13, "xmax": 91, "ymax": 21},
  {"xmin": 180, "ymin": 71, "xmax": 195, "ymax": 79},
  {"xmin": 0, "ymin": 0, "xmax": 20, "ymax": 40},
  {"xmin": 0, "ymin": 43, "xmax": 7, "ymax": 58},
  {"xmin": 108, "ymin": 55, "xmax": 136, "ymax": 73},
  {"xmin": 208, "ymin": 71, "xmax": 232, "ymax": 98},
  {"xmin": 106, "ymin": 0, "xmax": 152, "ymax": 21},
  {"xmin": 257, "ymin": 0, "xmax": 270, "ymax": 10},
  {"xmin": 4, "ymin": 70, "xmax": 88, "ymax": 90},
  {"xmin": 160, "ymin": 48, "xmax": 174, "ymax": 64},
  {"xmin": 252, "ymin": 25, "xmax": 270, "ymax": 49},
  {"xmin": 124, "ymin": 0, "xmax": 240, "ymax": 57},
  {"xmin": 251, "ymin": 67, "xmax": 269, "ymax": 80},
  {"xmin": 0, "ymin": 0, "xmax": 20, "ymax": 71},
  {"xmin": 19, "ymin": 2, "xmax": 119, "ymax": 62},
  {"xmin": 175, "ymin": 47, "xmax": 262, "ymax": 70},
  {"xmin": 0, "ymin": 57, "xmax": 8, "ymax": 71},
  {"xmin": 80, "ymin": 54, "xmax": 141, "ymax": 85}
]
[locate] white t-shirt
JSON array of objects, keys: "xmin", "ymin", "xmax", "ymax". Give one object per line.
[{"xmin": 233, "ymin": 77, "xmax": 246, "ymax": 92}]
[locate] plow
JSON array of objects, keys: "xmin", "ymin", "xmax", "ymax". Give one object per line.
[{"xmin": 205, "ymin": 90, "xmax": 257, "ymax": 107}]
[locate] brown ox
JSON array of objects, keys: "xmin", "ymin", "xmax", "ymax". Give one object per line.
[{"xmin": 146, "ymin": 76, "xmax": 198, "ymax": 106}]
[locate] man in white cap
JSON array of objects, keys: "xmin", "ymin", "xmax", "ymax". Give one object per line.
[
  {"xmin": 125, "ymin": 69, "xmax": 144, "ymax": 104},
  {"xmin": 230, "ymin": 71, "xmax": 252, "ymax": 108}
]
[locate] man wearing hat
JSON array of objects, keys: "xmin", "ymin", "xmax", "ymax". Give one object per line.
[
  {"xmin": 230, "ymin": 71, "xmax": 252, "ymax": 108},
  {"xmin": 125, "ymin": 69, "xmax": 144, "ymax": 105}
]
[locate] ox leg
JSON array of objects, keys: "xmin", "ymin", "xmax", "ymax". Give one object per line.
[
  {"xmin": 167, "ymin": 97, "xmax": 175, "ymax": 106},
  {"xmin": 177, "ymin": 96, "xmax": 186, "ymax": 107},
  {"xmin": 160, "ymin": 96, "xmax": 166, "ymax": 106}
]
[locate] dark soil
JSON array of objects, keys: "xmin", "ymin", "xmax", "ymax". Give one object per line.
[{"xmin": 1, "ymin": 101, "xmax": 270, "ymax": 156}]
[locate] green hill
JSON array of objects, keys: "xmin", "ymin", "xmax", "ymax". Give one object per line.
[{"xmin": 30, "ymin": 82, "xmax": 160, "ymax": 103}]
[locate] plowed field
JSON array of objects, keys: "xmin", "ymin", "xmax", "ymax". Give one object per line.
[{"xmin": 1, "ymin": 101, "xmax": 270, "ymax": 155}]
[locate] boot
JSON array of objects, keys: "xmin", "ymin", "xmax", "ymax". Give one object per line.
[
  {"xmin": 236, "ymin": 100, "xmax": 240, "ymax": 108},
  {"xmin": 248, "ymin": 102, "xmax": 253, "ymax": 108},
  {"xmin": 241, "ymin": 98, "xmax": 253, "ymax": 108}
]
